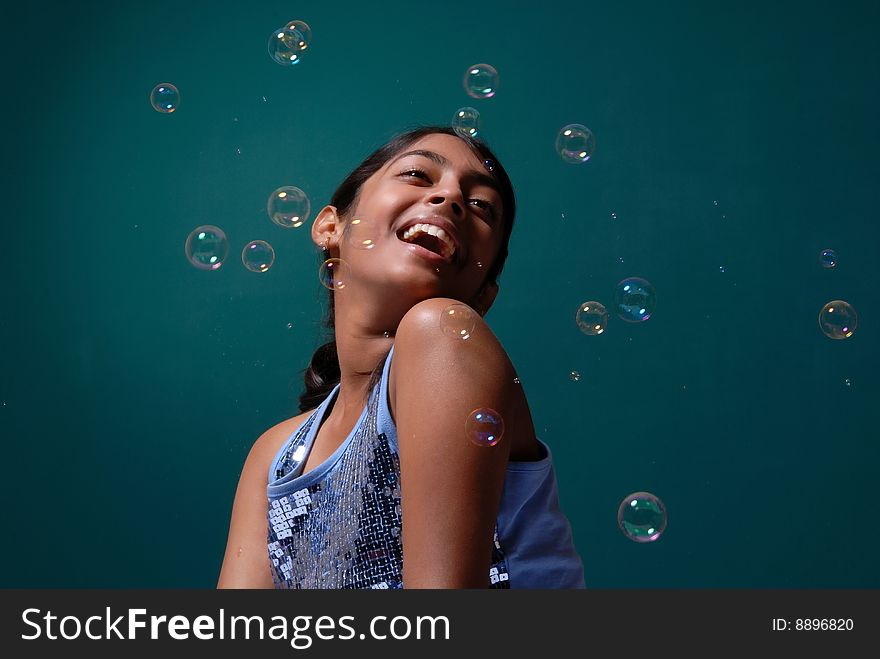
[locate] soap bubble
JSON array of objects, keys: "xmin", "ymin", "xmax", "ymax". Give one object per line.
[
  {"xmin": 242, "ymin": 240, "xmax": 275, "ymax": 272},
  {"xmin": 466, "ymin": 407, "xmax": 504, "ymax": 447},
  {"xmin": 569, "ymin": 371, "xmax": 581, "ymax": 382},
  {"xmin": 268, "ymin": 25, "xmax": 307, "ymax": 65},
  {"xmin": 612, "ymin": 277, "xmax": 656, "ymax": 322},
  {"xmin": 283, "ymin": 20, "xmax": 312, "ymax": 51},
  {"xmin": 618, "ymin": 491, "xmax": 667, "ymax": 543},
  {"xmin": 463, "ymin": 63, "xmax": 498, "ymax": 99},
  {"xmin": 556, "ymin": 124, "xmax": 595, "ymax": 163},
  {"xmin": 319, "ymin": 258, "xmax": 352, "ymax": 290},
  {"xmin": 453, "ymin": 107, "xmax": 480, "ymax": 137},
  {"xmin": 440, "ymin": 303, "xmax": 478, "ymax": 340},
  {"xmin": 575, "ymin": 301, "xmax": 608, "ymax": 335},
  {"xmin": 185, "ymin": 225, "xmax": 229, "ymax": 270},
  {"xmin": 350, "ymin": 218, "xmax": 378, "ymax": 250},
  {"xmin": 819, "ymin": 248, "xmax": 837, "ymax": 268},
  {"xmin": 818, "ymin": 300, "xmax": 857, "ymax": 339},
  {"xmin": 150, "ymin": 83, "xmax": 180, "ymax": 113},
  {"xmin": 268, "ymin": 186, "xmax": 310, "ymax": 228}
]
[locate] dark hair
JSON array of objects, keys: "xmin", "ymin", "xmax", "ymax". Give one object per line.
[{"xmin": 297, "ymin": 126, "xmax": 517, "ymax": 413}]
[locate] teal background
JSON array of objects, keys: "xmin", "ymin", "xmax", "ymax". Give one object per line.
[{"xmin": 2, "ymin": 0, "xmax": 878, "ymax": 588}]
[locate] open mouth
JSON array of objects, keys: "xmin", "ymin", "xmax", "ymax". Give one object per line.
[{"xmin": 396, "ymin": 228, "xmax": 455, "ymax": 263}]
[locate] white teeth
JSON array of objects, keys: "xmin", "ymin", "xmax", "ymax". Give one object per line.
[{"xmin": 401, "ymin": 223, "xmax": 455, "ymax": 260}]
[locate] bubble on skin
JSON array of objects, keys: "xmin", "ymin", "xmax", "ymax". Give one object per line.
[
  {"xmin": 819, "ymin": 248, "xmax": 837, "ymax": 268},
  {"xmin": 185, "ymin": 225, "xmax": 229, "ymax": 270},
  {"xmin": 440, "ymin": 303, "xmax": 478, "ymax": 340},
  {"xmin": 268, "ymin": 25, "xmax": 306, "ymax": 65},
  {"xmin": 463, "ymin": 63, "xmax": 499, "ymax": 99},
  {"xmin": 242, "ymin": 240, "xmax": 275, "ymax": 272},
  {"xmin": 268, "ymin": 186, "xmax": 310, "ymax": 228},
  {"xmin": 318, "ymin": 258, "xmax": 352, "ymax": 290},
  {"xmin": 818, "ymin": 300, "xmax": 857, "ymax": 339},
  {"xmin": 618, "ymin": 491, "xmax": 668, "ymax": 543},
  {"xmin": 349, "ymin": 218, "xmax": 378, "ymax": 249},
  {"xmin": 150, "ymin": 83, "xmax": 180, "ymax": 113},
  {"xmin": 466, "ymin": 407, "xmax": 505, "ymax": 447},
  {"xmin": 613, "ymin": 277, "xmax": 657, "ymax": 322},
  {"xmin": 575, "ymin": 301, "xmax": 608, "ymax": 335},
  {"xmin": 556, "ymin": 123, "xmax": 596, "ymax": 163},
  {"xmin": 570, "ymin": 370, "xmax": 580, "ymax": 382},
  {"xmin": 452, "ymin": 107, "xmax": 481, "ymax": 137}
]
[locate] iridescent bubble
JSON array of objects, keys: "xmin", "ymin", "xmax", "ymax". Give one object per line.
[
  {"xmin": 556, "ymin": 124, "xmax": 596, "ymax": 163},
  {"xmin": 452, "ymin": 107, "xmax": 480, "ymax": 137},
  {"xmin": 463, "ymin": 63, "xmax": 499, "ymax": 99},
  {"xmin": 268, "ymin": 186, "xmax": 310, "ymax": 228},
  {"xmin": 283, "ymin": 20, "xmax": 312, "ymax": 51},
  {"xmin": 820, "ymin": 248, "xmax": 837, "ymax": 268},
  {"xmin": 575, "ymin": 301, "xmax": 608, "ymax": 335},
  {"xmin": 612, "ymin": 277, "xmax": 656, "ymax": 322},
  {"xmin": 466, "ymin": 407, "xmax": 504, "ymax": 447},
  {"xmin": 150, "ymin": 83, "xmax": 180, "ymax": 113},
  {"xmin": 818, "ymin": 300, "xmax": 857, "ymax": 339},
  {"xmin": 268, "ymin": 25, "xmax": 306, "ymax": 65},
  {"xmin": 618, "ymin": 491, "xmax": 667, "ymax": 543},
  {"xmin": 319, "ymin": 258, "xmax": 352, "ymax": 290},
  {"xmin": 570, "ymin": 370, "xmax": 581, "ymax": 382},
  {"xmin": 350, "ymin": 218, "xmax": 378, "ymax": 250},
  {"xmin": 440, "ymin": 303, "xmax": 478, "ymax": 340},
  {"xmin": 185, "ymin": 225, "xmax": 229, "ymax": 270},
  {"xmin": 242, "ymin": 240, "xmax": 275, "ymax": 272}
]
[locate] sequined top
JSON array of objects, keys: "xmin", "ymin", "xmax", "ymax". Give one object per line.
[{"xmin": 267, "ymin": 344, "xmax": 585, "ymax": 589}]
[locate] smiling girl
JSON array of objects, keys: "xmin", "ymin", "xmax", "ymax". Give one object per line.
[{"xmin": 217, "ymin": 126, "xmax": 585, "ymax": 589}]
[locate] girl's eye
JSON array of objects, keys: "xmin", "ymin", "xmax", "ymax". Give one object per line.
[
  {"xmin": 401, "ymin": 168, "xmax": 430, "ymax": 181},
  {"xmin": 470, "ymin": 198, "xmax": 498, "ymax": 222}
]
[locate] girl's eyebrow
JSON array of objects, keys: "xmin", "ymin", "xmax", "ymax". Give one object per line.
[{"xmin": 390, "ymin": 149, "xmax": 500, "ymax": 195}]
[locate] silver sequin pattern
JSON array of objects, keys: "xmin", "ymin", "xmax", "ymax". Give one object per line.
[{"xmin": 267, "ymin": 384, "xmax": 511, "ymax": 588}]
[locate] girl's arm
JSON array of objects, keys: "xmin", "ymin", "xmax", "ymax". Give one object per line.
[
  {"xmin": 217, "ymin": 426, "xmax": 289, "ymax": 588},
  {"xmin": 394, "ymin": 297, "xmax": 520, "ymax": 588}
]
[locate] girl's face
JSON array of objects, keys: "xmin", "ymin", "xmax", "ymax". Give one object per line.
[{"xmin": 318, "ymin": 133, "xmax": 505, "ymax": 310}]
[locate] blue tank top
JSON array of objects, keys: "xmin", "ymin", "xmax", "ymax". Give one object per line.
[{"xmin": 267, "ymin": 344, "xmax": 585, "ymax": 589}]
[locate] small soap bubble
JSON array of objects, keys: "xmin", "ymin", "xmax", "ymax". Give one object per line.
[
  {"xmin": 576, "ymin": 301, "xmax": 608, "ymax": 335},
  {"xmin": 483, "ymin": 159, "xmax": 495, "ymax": 172},
  {"xmin": 818, "ymin": 300, "xmax": 857, "ymax": 339},
  {"xmin": 350, "ymin": 218, "xmax": 378, "ymax": 249},
  {"xmin": 613, "ymin": 277, "xmax": 656, "ymax": 322},
  {"xmin": 319, "ymin": 258, "xmax": 352, "ymax": 290},
  {"xmin": 452, "ymin": 107, "xmax": 480, "ymax": 137},
  {"xmin": 185, "ymin": 225, "xmax": 229, "ymax": 270},
  {"xmin": 440, "ymin": 303, "xmax": 478, "ymax": 340},
  {"xmin": 819, "ymin": 248, "xmax": 837, "ymax": 268},
  {"xmin": 150, "ymin": 83, "xmax": 180, "ymax": 113},
  {"xmin": 283, "ymin": 20, "xmax": 312, "ymax": 51},
  {"xmin": 268, "ymin": 25, "xmax": 306, "ymax": 65},
  {"xmin": 611, "ymin": 212, "xmax": 618, "ymax": 220},
  {"xmin": 569, "ymin": 370, "xmax": 581, "ymax": 382},
  {"xmin": 463, "ymin": 63, "xmax": 499, "ymax": 99},
  {"xmin": 466, "ymin": 407, "xmax": 505, "ymax": 447},
  {"xmin": 719, "ymin": 265, "xmax": 725, "ymax": 273},
  {"xmin": 513, "ymin": 377, "xmax": 520, "ymax": 384},
  {"xmin": 713, "ymin": 200, "xmax": 719, "ymax": 206},
  {"xmin": 242, "ymin": 240, "xmax": 275, "ymax": 272},
  {"xmin": 556, "ymin": 124, "xmax": 596, "ymax": 163},
  {"xmin": 268, "ymin": 186, "xmax": 310, "ymax": 228},
  {"xmin": 287, "ymin": 322, "xmax": 294, "ymax": 330},
  {"xmin": 844, "ymin": 378, "xmax": 852, "ymax": 387},
  {"xmin": 618, "ymin": 491, "xmax": 667, "ymax": 543}
]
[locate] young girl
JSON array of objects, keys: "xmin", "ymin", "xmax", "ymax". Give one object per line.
[{"xmin": 217, "ymin": 126, "xmax": 585, "ymax": 588}]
